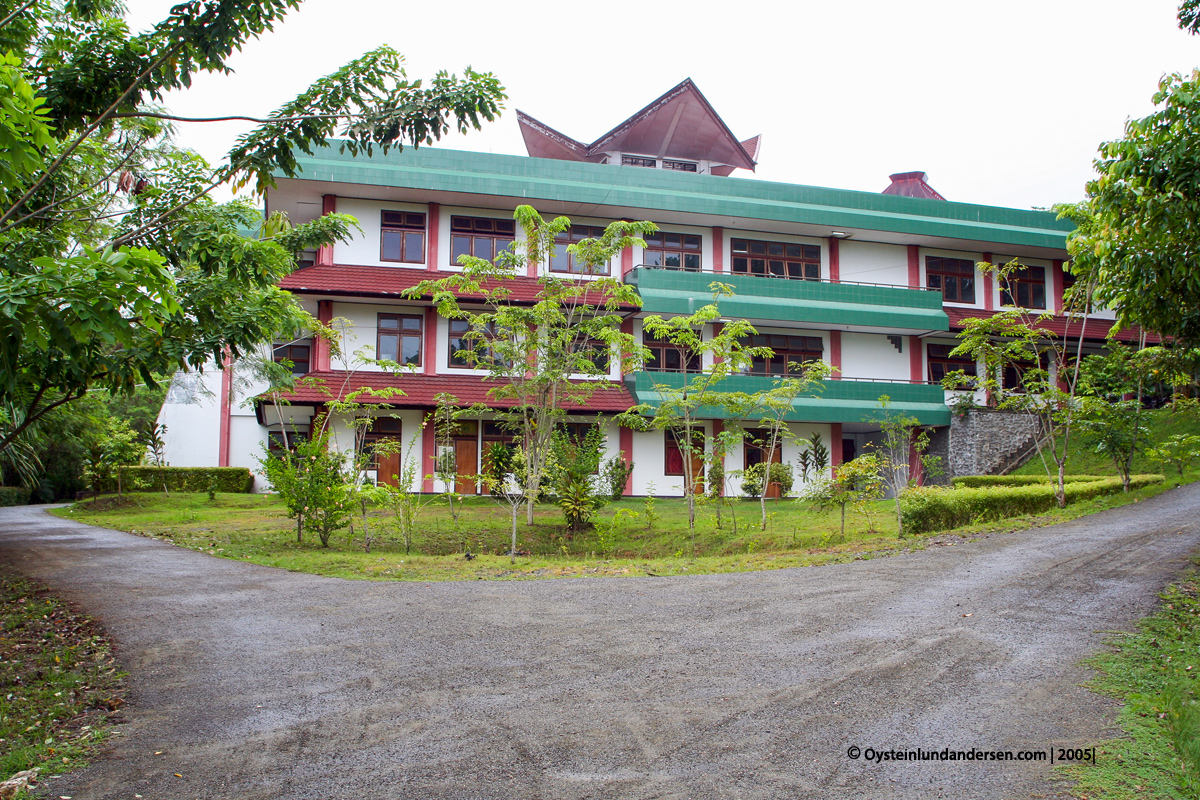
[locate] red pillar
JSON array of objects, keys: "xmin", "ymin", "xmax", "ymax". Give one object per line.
[
  {"xmin": 829, "ymin": 330, "xmax": 842, "ymax": 379},
  {"xmin": 909, "ymin": 336, "xmax": 923, "ymax": 383},
  {"xmin": 712, "ymin": 226, "xmax": 724, "ymax": 273},
  {"xmin": 422, "ymin": 411, "xmax": 436, "ymax": 493},
  {"xmin": 317, "ymin": 195, "xmax": 336, "ymax": 266},
  {"xmin": 218, "ymin": 351, "xmax": 232, "ymax": 467},
  {"xmin": 423, "ymin": 307, "xmax": 438, "ymax": 375},
  {"xmin": 982, "ymin": 252, "xmax": 994, "ymax": 311},
  {"xmin": 427, "ymin": 202, "xmax": 440, "ymax": 273},
  {"xmin": 620, "ymin": 317, "xmax": 634, "ymax": 375},
  {"xmin": 314, "ymin": 299, "xmax": 333, "ymax": 372},
  {"xmin": 621, "ymin": 242, "xmax": 634, "ymax": 280},
  {"xmin": 907, "ymin": 245, "xmax": 920, "ymax": 288},
  {"xmin": 829, "ymin": 422, "xmax": 843, "ymax": 477},
  {"xmin": 620, "ymin": 426, "xmax": 634, "ymax": 496},
  {"xmin": 828, "ymin": 237, "xmax": 840, "ymax": 282}
]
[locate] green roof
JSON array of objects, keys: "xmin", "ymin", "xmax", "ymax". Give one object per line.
[
  {"xmin": 626, "ymin": 372, "xmax": 951, "ymax": 426},
  {"xmin": 628, "ymin": 268, "xmax": 949, "ymax": 331},
  {"xmin": 284, "ymin": 144, "xmax": 1073, "ymax": 251}
]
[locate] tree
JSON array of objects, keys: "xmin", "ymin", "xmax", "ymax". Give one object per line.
[
  {"xmin": 624, "ymin": 286, "xmax": 771, "ymax": 551},
  {"xmin": 409, "ymin": 207, "xmax": 653, "ymax": 526},
  {"xmin": 1076, "ymin": 343, "xmax": 1152, "ymax": 492},
  {"xmin": 0, "ymin": 0, "xmax": 504, "ymax": 454},
  {"xmin": 803, "ymin": 454, "xmax": 884, "ymax": 538},
  {"xmin": 746, "ymin": 360, "xmax": 831, "ymax": 531},
  {"xmin": 550, "ymin": 424, "xmax": 607, "ymax": 533},
  {"xmin": 869, "ymin": 395, "xmax": 942, "ymax": 538},
  {"xmin": 1147, "ymin": 434, "xmax": 1200, "ymax": 475}
]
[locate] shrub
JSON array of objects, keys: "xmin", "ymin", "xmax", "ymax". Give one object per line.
[
  {"xmin": 599, "ymin": 453, "xmax": 635, "ymax": 501},
  {"xmin": 551, "ymin": 426, "xmax": 606, "ymax": 532},
  {"xmin": 901, "ymin": 474, "xmax": 1165, "ymax": 534},
  {"xmin": 0, "ymin": 487, "xmax": 31, "ymax": 506},
  {"xmin": 769, "ymin": 462, "xmax": 794, "ymax": 497},
  {"xmin": 98, "ymin": 467, "xmax": 254, "ymax": 494},
  {"xmin": 741, "ymin": 463, "xmax": 765, "ymax": 498},
  {"xmin": 952, "ymin": 475, "xmax": 1109, "ymax": 488}
]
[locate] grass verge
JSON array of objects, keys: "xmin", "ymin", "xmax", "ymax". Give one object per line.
[
  {"xmin": 1060, "ymin": 565, "xmax": 1200, "ymax": 799},
  {"xmin": 0, "ymin": 576, "xmax": 125, "ymax": 787},
  {"xmin": 47, "ymin": 469, "xmax": 1199, "ymax": 582}
]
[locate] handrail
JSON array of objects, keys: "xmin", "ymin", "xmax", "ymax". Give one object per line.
[
  {"xmin": 636, "ymin": 369, "xmax": 942, "ymax": 387},
  {"xmin": 623, "ymin": 263, "xmax": 944, "ymax": 293}
]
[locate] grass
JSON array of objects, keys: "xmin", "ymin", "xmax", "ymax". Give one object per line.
[
  {"xmin": 1059, "ymin": 566, "xmax": 1200, "ymax": 799},
  {"xmin": 0, "ymin": 576, "xmax": 124, "ymax": 785},
  {"xmin": 1012, "ymin": 406, "xmax": 1200, "ymax": 478},
  {"xmin": 48, "ymin": 467, "xmax": 1200, "ymax": 582}
]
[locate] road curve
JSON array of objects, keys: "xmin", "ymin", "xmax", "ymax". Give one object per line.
[{"xmin": 3, "ymin": 484, "xmax": 1200, "ymax": 800}]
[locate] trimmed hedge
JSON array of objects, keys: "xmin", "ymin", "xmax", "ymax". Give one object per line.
[
  {"xmin": 103, "ymin": 467, "xmax": 254, "ymax": 494},
  {"xmin": 0, "ymin": 487, "xmax": 31, "ymax": 506},
  {"xmin": 901, "ymin": 474, "xmax": 1165, "ymax": 534},
  {"xmin": 952, "ymin": 475, "xmax": 1109, "ymax": 488}
]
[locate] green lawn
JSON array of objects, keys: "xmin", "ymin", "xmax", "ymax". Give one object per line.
[
  {"xmin": 1012, "ymin": 406, "xmax": 1200, "ymax": 478},
  {"xmin": 49, "ymin": 472, "xmax": 1198, "ymax": 582}
]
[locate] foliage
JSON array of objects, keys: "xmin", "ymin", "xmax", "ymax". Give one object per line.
[
  {"xmin": 899, "ymin": 474, "xmax": 1165, "ymax": 534},
  {"xmin": 740, "ymin": 461, "xmax": 795, "ymax": 499},
  {"xmin": 599, "ymin": 452, "xmax": 634, "ymax": 502},
  {"xmin": 258, "ymin": 427, "xmax": 350, "ymax": 547},
  {"xmin": 1147, "ymin": 434, "xmax": 1200, "ymax": 476},
  {"xmin": 81, "ymin": 416, "xmax": 140, "ymax": 498},
  {"xmin": 952, "ymin": 474, "xmax": 1108, "ymax": 488},
  {"xmin": 868, "ymin": 395, "xmax": 942, "ymax": 537},
  {"xmin": 92, "ymin": 466, "xmax": 253, "ymax": 494},
  {"xmin": 0, "ymin": 486, "xmax": 30, "ymax": 506},
  {"xmin": 1078, "ymin": 398, "xmax": 1150, "ymax": 492},
  {"xmin": 804, "ymin": 454, "xmax": 884, "ymax": 536},
  {"xmin": 809, "ymin": 432, "xmax": 830, "ymax": 474},
  {"xmin": 0, "ymin": 0, "xmax": 504, "ymax": 455},
  {"xmin": 550, "ymin": 425, "xmax": 607, "ymax": 532}
]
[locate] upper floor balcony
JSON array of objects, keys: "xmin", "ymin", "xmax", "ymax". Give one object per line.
[{"xmin": 625, "ymin": 266, "xmax": 949, "ymax": 334}]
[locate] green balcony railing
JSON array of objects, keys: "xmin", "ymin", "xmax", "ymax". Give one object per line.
[
  {"xmin": 626, "ymin": 267, "xmax": 949, "ymax": 332},
  {"xmin": 626, "ymin": 371, "xmax": 951, "ymax": 426}
]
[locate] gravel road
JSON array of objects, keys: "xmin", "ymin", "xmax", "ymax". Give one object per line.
[{"xmin": 3, "ymin": 484, "xmax": 1200, "ymax": 800}]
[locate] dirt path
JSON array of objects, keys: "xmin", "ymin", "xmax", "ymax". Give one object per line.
[{"xmin": 3, "ymin": 485, "xmax": 1199, "ymax": 799}]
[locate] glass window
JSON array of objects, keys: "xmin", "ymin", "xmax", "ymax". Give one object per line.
[
  {"xmin": 359, "ymin": 417, "xmax": 402, "ymax": 469},
  {"xmin": 644, "ymin": 335, "xmax": 701, "ymax": 373},
  {"xmin": 644, "ymin": 231, "xmax": 702, "ymax": 271},
  {"xmin": 622, "ymin": 155, "xmax": 657, "ymax": 168},
  {"xmin": 380, "ymin": 211, "xmax": 426, "ymax": 264},
  {"xmin": 1001, "ymin": 266, "xmax": 1047, "ymax": 310},
  {"xmin": 267, "ymin": 426, "xmax": 309, "ymax": 458},
  {"xmin": 377, "ymin": 314, "xmax": 422, "ymax": 366},
  {"xmin": 745, "ymin": 335, "xmax": 824, "ymax": 376},
  {"xmin": 731, "ymin": 238, "xmax": 820, "ymax": 280},
  {"xmin": 272, "ymin": 342, "xmax": 311, "ymax": 375},
  {"xmin": 927, "ymin": 343, "xmax": 978, "ymax": 386},
  {"xmin": 926, "ymin": 257, "xmax": 976, "ymax": 303},
  {"xmin": 449, "ymin": 216, "xmax": 515, "ymax": 265},
  {"xmin": 448, "ymin": 318, "xmax": 503, "ymax": 368},
  {"xmin": 550, "ymin": 225, "xmax": 609, "ymax": 274}
]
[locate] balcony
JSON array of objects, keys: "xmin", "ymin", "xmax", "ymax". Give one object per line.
[
  {"xmin": 626, "ymin": 371, "xmax": 951, "ymax": 426},
  {"xmin": 625, "ymin": 266, "xmax": 949, "ymax": 333}
]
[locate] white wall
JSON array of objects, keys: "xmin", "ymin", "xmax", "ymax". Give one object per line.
[
  {"xmin": 327, "ymin": 301, "xmax": 428, "ymax": 373},
  {"xmin": 158, "ymin": 369, "xmax": 224, "ymax": 468},
  {"xmin": 840, "ymin": 332, "xmax": 910, "ymax": 381},
  {"xmin": 838, "ymin": 240, "xmax": 908, "ymax": 287},
  {"xmin": 333, "ymin": 198, "xmax": 429, "ymax": 269}
]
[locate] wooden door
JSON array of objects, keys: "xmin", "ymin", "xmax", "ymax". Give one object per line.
[
  {"xmin": 689, "ymin": 452, "xmax": 705, "ymax": 496},
  {"xmin": 764, "ymin": 444, "xmax": 783, "ymax": 499},
  {"xmin": 454, "ymin": 438, "xmax": 478, "ymax": 495},
  {"xmin": 376, "ymin": 450, "xmax": 401, "ymax": 488}
]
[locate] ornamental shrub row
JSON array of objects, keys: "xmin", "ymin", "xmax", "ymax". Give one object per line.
[
  {"xmin": 0, "ymin": 487, "xmax": 31, "ymax": 506},
  {"xmin": 98, "ymin": 467, "xmax": 254, "ymax": 494},
  {"xmin": 952, "ymin": 474, "xmax": 1109, "ymax": 488},
  {"xmin": 901, "ymin": 474, "xmax": 1165, "ymax": 534}
]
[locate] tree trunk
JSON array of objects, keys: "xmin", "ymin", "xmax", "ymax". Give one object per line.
[
  {"xmin": 1056, "ymin": 460, "xmax": 1067, "ymax": 508},
  {"xmin": 296, "ymin": 513, "xmax": 303, "ymax": 544},
  {"xmin": 510, "ymin": 502, "xmax": 518, "ymax": 563},
  {"xmin": 840, "ymin": 503, "xmax": 846, "ymax": 537},
  {"xmin": 894, "ymin": 496, "xmax": 903, "ymax": 538}
]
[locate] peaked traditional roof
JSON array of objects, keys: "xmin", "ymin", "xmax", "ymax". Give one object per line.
[
  {"xmin": 517, "ymin": 79, "xmax": 759, "ymax": 174},
  {"xmin": 882, "ymin": 171, "xmax": 946, "ymax": 201}
]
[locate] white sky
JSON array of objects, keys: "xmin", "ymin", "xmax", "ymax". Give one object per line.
[{"xmin": 124, "ymin": 0, "xmax": 1199, "ymax": 210}]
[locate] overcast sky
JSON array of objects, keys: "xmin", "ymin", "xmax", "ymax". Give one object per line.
[{"xmin": 124, "ymin": 0, "xmax": 1199, "ymax": 210}]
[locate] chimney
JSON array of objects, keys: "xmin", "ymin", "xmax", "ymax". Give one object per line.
[{"xmin": 882, "ymin": 171, "xmax": 946, "ymax": 201}]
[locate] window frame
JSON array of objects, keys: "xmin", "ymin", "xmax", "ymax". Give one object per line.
[
  {"xmin": 272, "ymin": 342, "xmax": 312, "ymax": 376},
  {"xmin": 925, "ymin": 256, "xmax": 976, "ymax": 304},
  {"xmin": 267, "ymin": 426, "xmax": 310, "ymax": 458},
  {"xmin": 644, "ymin": 334, "xmax": 701, "ymax": 374},
  {"xmin": 376, "ymin": 313, "xmax": 423, "ymax": 367},
  {"xmin": 447, "ymin": 318, "xmax": 505, "ymax": 369},
  {"xmin": 744, "ymin": 334, "xmax": 824, "ymax": 377},
  {"xmin": 731, "ymin": 238, "xmax": 821, "ymax": 281},
  {"xmin": 550, "ymin": 225, "xmax": 609, "ymax": 275},
  {"xmin": 926, "ymin": 343, "xmax": 978, "ymax": 386},
  {"xmin": 663, "ymin": 429, "xmax": 705, "ymax": 477},
  {"xmin": 359, "ymin": 417, "xmax": 402, "ymax": 470},
  {"xmin": 380, "ymin": 210, "xmax": 427, "ymax": 264},
  {"xmin": 1000, "ymin": 265, "xmax": 1047, "ymax": 310},
  {"xmin": 449, "ymin": 216, "xmax": 516, "ymax": 266},
  {"xmin": 644, "ymin": 231, "xmax": 703, "ymax": 272}
]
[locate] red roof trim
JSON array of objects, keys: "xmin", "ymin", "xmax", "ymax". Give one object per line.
[
  {"xmin": 945, "ymin": 307, "xmax": 1159, "ymax": 344},
  {"xmin": 261, "ymin": 371, "xmax": 636, "ymax": 413}
]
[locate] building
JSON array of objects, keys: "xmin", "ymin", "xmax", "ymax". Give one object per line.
[{"xmin": 159, "ymin": 79, "xmax": 1134, "ymax": 496}]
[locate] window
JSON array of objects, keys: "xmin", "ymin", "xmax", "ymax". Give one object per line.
[
  {"xmin": 1001, "ymin": 265, "xmax": 1047, "ymax": 310},
  {"xmin": 1003, "ymin": 352, "xmax": 1049, "ymax": 393},
  {"xmin": 662, "ymin": 159, "xmax": 697, "ymax": 172},
  {"xmin": 622, "ymin": 154, "xmax": 657, "ymax": 168},
  {"xmin": 743, "ymin": 429, "xmax": 781, "ymax": 469},
  {"xmin": 550, "ymin": 225, "xmax": 608, "ymax": 274},
  {"xmin": 644, "ymin": 232, "xmax": 702, "ymax": 271},
  {"xmin": 731, "ymin": 239, "xmax": 821, "ymax": 280},
  {"xmin": 926, "ymin": 257, "xmax": 976, "ymax": 303},
  {"xmin": 745, "ymin": 334, "xmax": 824, "ymax": 376},
  {"xmin": 272, "ymin": 342, "xmax": 311, "ymax": 375},
  {"xmin": 267, "ymin": 426, "xmax": 309, "ymax": 458},
  {"xmin": 377, "ymin": 314, "xmax": 422, "ymax": 366},
  {"xmin": 664, "ymin": 430, "xmax": 704, "ymax": 477},
  {"xmin": 380, "ymin": 211, "xmax": 426, "ymax": 263},
  {"xmin": 644, "ymin": 335, "xmax": 701, "ymax": 373},
  {"xmin": 360, "ymin": 417, "xmax": 402, "ymax": 469},
  {"xmin": 450, "ymin": 216, "xmax": 515, "ymax": 265},
  {"xmin": 448, "ymin": 318, "xmax": 504, "ymax": 368},
  {"xmin": 927, "ymin": 344, "xmax": 978, "ymax": 386},
  {"xmin": 574, "ymin": 338, "xmax": 610, "ymax": 373}
]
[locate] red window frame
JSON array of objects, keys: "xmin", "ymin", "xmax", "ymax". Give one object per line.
[
  {"xmin": 450, "ymin": 216, "xmax": 516, "ymax": 265},
  {"xmin": 550, "ymin": 225, "xmax": 608, "ymax": 274},
  {"xmin": 1001, "ymin": 266, "xmax": 1047, "ymax": 310},
  {"xmin": 377, "ymin": 314, "xmax": 423, "ymax": 367},
  {"xmin": 644, "ymin": 231, "xmax": 702, "ymax": 271},
  {"xmin": 644, "ymin": 335, "xmax": 701, "ymax": 373},
  {"xmin": 359, "ymin": 417, "xmax": 402, "ymax": 469},
  {"xmin": 380, "ymin": 211, "xmax": 426, "ymax": 263},
  {"xmin": 731, "ymin": 239, "xmax": 820, "ymax": 281},
  {"xmin": 925, "ymin": 256, "xmax": 976, "ymax": 303},
  {"xmin": 272, "ymin": 342, "xmax": 311, "ymax": 376},
  {"xmin": 745, "ymin": 334, "xmax": 824, "ymax": 376},
  {"xmin": 448, "ymin": 318, "xmax": 503, "ymax": 368},
  {"xmin": 927, "ymin": 344, "xmax": 978, "ymax": 386}
]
